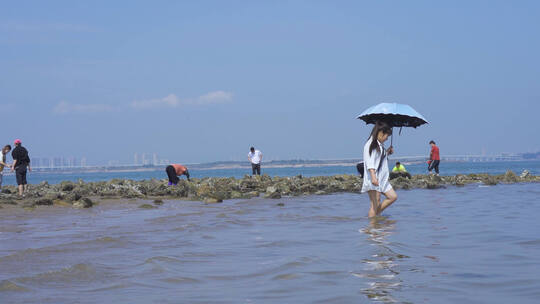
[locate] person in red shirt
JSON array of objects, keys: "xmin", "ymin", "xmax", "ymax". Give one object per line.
[
  {"xmin": 165, "ymin": 164, "xmax": 190, "ymax": 185},
  {"xmin": 428, "ymin": 140, "xmax": 440, "ymax": 175}
]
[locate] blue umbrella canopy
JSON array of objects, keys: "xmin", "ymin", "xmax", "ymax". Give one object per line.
[{"xmin": 357, "ymin": 102, "xmax": 428, "ymax": 128}]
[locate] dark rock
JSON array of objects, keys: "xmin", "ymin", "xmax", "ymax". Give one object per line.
[
  {"xmin": 34, "ymin": 198, "xmax": 54, "ymax": 206},
  {"xmin": 73, "ymin": 198, "xmax": 93, "ymax": 208},
  {"xmin": 246, "ymin": 191, "xmax": 259, "ymax": 198},
  {"xmin": 204, "ymin": 197, "xmax": 223, "ymax": 204},
  {"xmin": 453, "ymin": 175, "xmax": 468, "ymax": 186},
  {"xmin": 65, "ymin": 192, "xmax": 82, "ymax": 202},
  {"xmin": 230, "ymin": 191, "xmax": 243, "ymax": 199},
  {"xmin": 266, "ymin": 192, "xmax": 282, "ymax": 199},
  {"xmin": 482, "ymin": 176, "xmax": 498, "ymax": 186},
  {"xmin": 44, "ymin": 192, "xmax": 60, "ymax": 200},
  {"xmin": 153, "ymin": 199, "xmax": 164, "ymax": 205},
  {"xmin": 391, "ymin": 177, "xmax": 412, "ymax": 190},
  {"xmin": 139, "ymin": 203, "xmax": 157, "ymax": 209},
  {"xmin": 503, "ymin": 170, "xmax": 519, "ymax": 183},
  {"xmin": 264, "ymin": 186, "xmax": 282, "ymax": 199},
  {"xmin": 426, "ymin": 182, "xmax": 443, "ymax": 189},
  {"xmin": 60, "ymin": 182, "xmax": 75, "ymax": 192},
  {"xmin": 429, "ymin": 175, "xmax": 443, "ymax": 183},
  {"xmin": 276, "ymin": 202, "xmax": 285, "ymax": 206},
  {"xmin": 22, "ymin": 201, "xmax": 36, "ymax": 208},
  {"xmin": 39, "ymin": 181, "xmax": 49, "ymax": 187},
  {"xmin": 0, "ymin": 199, "xmax": 17, "ymax": 205}
]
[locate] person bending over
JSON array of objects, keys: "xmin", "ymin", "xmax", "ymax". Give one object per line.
[
  {"xmin": 390, "ymin": 161, "xmax": 411, "ymax": 179},
  {"xmin": 165, "ymin": 164, "xmax": 190, "ymax": 185},
  {"xmin": 356, "ymin": 162, "xmax": 364, "ymax": 178}
]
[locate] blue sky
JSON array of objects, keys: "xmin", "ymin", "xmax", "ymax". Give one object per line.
[{"xmin": 1, "ymin": 1, "xmax": 539, "ymax": 165}]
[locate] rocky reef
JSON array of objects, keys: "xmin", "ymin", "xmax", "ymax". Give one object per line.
[{"xmin": 0, "ymin": 170, "xmax": 537, "ymax": 209}]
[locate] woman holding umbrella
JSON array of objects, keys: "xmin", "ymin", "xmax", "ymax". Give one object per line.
[
  {"xmin": 357, "ymin": 103, "xmax": 428, "ymax": 217},
  {"xmin": 361, "ymin": 121, "xmax": 397, "ymax": 217}
]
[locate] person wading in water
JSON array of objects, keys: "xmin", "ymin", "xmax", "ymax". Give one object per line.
[{"xmin": 361, "ymin": 122, "xmax": 398, "ymax": 217}]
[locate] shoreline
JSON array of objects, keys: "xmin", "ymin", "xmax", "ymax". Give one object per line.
[
  {"xmin": 14, "ymin": 159, "xmax": 540, "ymax": 175},
  {"xmin": 0, "ymin": 170, "xmax": 537, "ymax": 210}
]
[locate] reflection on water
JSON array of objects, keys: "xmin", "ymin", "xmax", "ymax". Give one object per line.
[
  {"xmin": 2, "ymin": 184, "xmax": 540, "ymax": 303},
  {"xmin": 357, "ymin": 217, "xmax": 408, "ymax": 303}
]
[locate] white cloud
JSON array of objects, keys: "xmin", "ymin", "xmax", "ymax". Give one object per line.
[
  {"xmin": 195, "ymin": 91, "xmax": 233, "ymax": 104},
  {"xmin": 53, "ymin": 91, "xmax": 233, "ymax": 114},
  {"xmin": 130, "ymin": 91, "xmax": 233, "ymax": 109},
  {"xmin": 130, "ymin": 94, "xmax": 181, "ymax": 109},
  {"xmin": 53, "ymin": 101, "xmax": 116, "ymax": 114}
]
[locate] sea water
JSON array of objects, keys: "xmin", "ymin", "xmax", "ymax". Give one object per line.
[
  {"xmin": 1, "ymin": 182, "xmax": 540, "ymax": 303},
  {"xmin": 2, "ymin": 160, "xmax": 540, "ymax": 186}
]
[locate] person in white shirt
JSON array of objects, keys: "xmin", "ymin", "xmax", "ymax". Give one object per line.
[
  {"xmin": 361, "ymin": 121, "xmax": 398, "ymax": 217},
  {"xmin": 247, "ymin": 147, "xmax": 263, "ymax": 175},
  {"xmin": 0, "ymin": 145, "xmax": 12, "ymax": 189}
]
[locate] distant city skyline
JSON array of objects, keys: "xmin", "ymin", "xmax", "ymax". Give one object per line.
[
  {"xmin": 1, "ymin": 1, "xmax": 539, "ymax": 164},
  {"xmin": 23, "ymin": 150, "xmax": 538, "ymax": 168}
]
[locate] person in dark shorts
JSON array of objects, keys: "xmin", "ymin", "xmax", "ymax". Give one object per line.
[
  {"xmin": 247, "ymin": 147, "xmax": 263, "ymax": 175},
  {"xmin": 10, "ymin": 139, "xmax": 31, "ymax": 196},
  {"xmin": 165, "ymin": 164, "xmax": 190, "ymax": 185},
  {"xmin": 428, "ymin": 140, "xmax": 440, "ymax": 175},
  {"xmin": 390, "ymin": 161, "xmax": 412, "ymax": 179}
]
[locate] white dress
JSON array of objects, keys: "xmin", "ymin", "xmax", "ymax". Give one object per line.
[{"xmin": 361, "ymin": 137, "xmax": 393, "ymax": 194}]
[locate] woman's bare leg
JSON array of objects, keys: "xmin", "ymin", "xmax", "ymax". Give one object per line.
[
  {"xmin": 378, "ymin": 189, "xmax": 397, "ymax": 215},
  {"xmin": 368, "ymin": 190, "xmax": 380, "ymax": 217}
]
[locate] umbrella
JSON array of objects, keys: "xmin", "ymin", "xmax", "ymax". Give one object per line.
[{"xmin": 357, "ymin": 102, "xmax": 428, "ymax": 145}]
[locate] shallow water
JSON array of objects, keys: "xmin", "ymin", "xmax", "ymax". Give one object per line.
[{"xmin": 1, "ymin": 183, "xmax": 540, "ymax": 303}]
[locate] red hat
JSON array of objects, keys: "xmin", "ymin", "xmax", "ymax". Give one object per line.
[{"xmin": 14, "ymin": 139, "xmax": 21, "ymax": 144}]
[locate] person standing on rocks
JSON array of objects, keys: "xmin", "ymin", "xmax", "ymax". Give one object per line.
[
  {"xmin": 248, "ymin": 147, "xmax": 263, "ymax": 176},
  {"xmin": 361, "ymin": 121, "xmax": 397, "ymax": 218},
  {"xmin": 0, "ymin": 145, "xmax": 12, "ymax": 189},
  {"xmin": 165, "ymin": 163, "xmax": 190, "ymax": 185},
  {"xmin": 10, "ymin": 139, "xmax": 31, "ymax": 196},
  {"xmin": 428, "ymin": 140, "xmax": 440, "ymax": 176}
]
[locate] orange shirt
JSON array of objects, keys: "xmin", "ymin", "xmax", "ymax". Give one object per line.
[{"xmin": 171, "ymin": 164, "xmax": 187, "ymax": 175}]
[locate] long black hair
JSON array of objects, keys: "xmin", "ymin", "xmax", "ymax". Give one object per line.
[{"xmin": 368, "ymin": 121, "xmax": 392, "ymax": 156}]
